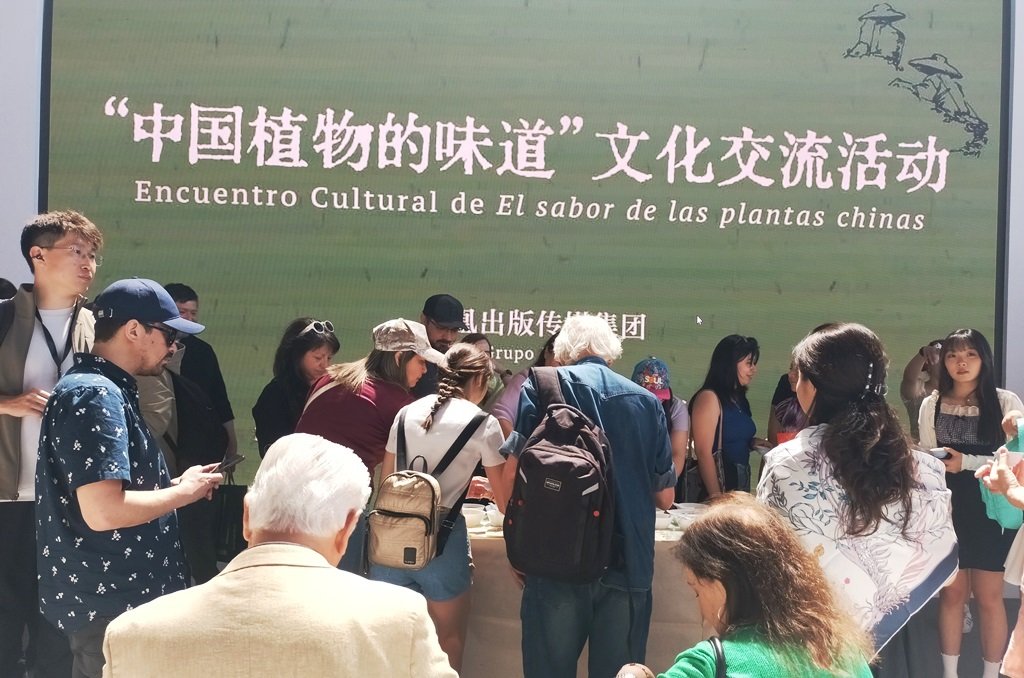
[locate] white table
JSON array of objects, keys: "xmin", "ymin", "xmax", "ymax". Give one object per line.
[{"xmin": 462, "ymin": 530, "xmax": 704, "ymax": 678}]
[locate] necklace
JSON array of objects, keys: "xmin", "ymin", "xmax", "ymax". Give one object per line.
[{"xmin": 948, "ymin": 391, "xmax": 977, "ymax": 407}]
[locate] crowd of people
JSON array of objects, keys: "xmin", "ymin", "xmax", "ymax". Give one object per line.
[{"xmin": 3, "ymin": 209, "xmax": 1024, "ymax": 678}]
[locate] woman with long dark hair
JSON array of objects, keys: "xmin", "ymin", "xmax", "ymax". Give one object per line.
[
  {"xmin": 919, "ymin": 328, "xmax": 1024, "ymax": 678},
  {"xmin": 371, "ymin": 343, "xmax": 513, "ymax": 673},
  {"xmin": 660, "ymin": 493, "xmax": 872, "ymax": 677},
  {"xmin": 252, "ymin": 317, "xmax": 340, "ymax": 457},
  {"xmin": 758, "ymin": 323, "xmax": 957, "ymax": 656},
  {"xmin": 689, "ymin": 335, "xmax": 762, "ymax": 493}
]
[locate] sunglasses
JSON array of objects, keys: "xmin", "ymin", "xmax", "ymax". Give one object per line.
[
  {"xmin": 300, "ymin": 319, "xmax": 335, "ymax": 336},
  {"xmin": 142, "ymin": 323, "xmax": 184, "ymax": 349}
]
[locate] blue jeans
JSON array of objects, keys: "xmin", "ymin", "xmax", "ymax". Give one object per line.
[
  {"xmin": 370, "ymin": 515, "xmax": 472, "ymax": 601},
  {"xmin": 521, "ymin": 575, "xmax": 652, "ymax": 678}
]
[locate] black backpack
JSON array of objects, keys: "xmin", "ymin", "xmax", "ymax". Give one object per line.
[
  {"xmin": 163, "ymin": 370, "xmax": 229, "ymax": 467},
  {"xmin": 503, "ymin": 366, "xmax": 615, "ymax": 583}
]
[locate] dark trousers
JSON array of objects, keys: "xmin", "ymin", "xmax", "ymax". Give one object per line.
[
  {"xmin": 177, "ymin": 499, "xmax": 219, "ymax": 584},
  {"xmin": 0, "ymin": 501, "xmax": 72, "ymax": 678},
  {"xmin": 67, "ymin": 617, "xmax": 114, "ymax": 678}
]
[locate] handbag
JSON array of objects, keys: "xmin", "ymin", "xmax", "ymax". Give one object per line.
[
  {"xmin": 708, "ymin": 636, "xmax": 727, "ymax": 678},
  {"xmin": 213, "ymin": 476, "xmax": 248, "ymax": 562},
  {"xmin": 681, "ymin": 396, "xmax": 725, "ymax": 503}
]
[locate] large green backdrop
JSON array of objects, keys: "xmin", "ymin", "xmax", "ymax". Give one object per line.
[{"xmin": 47, "ymin": 0, "xmax": 1008, "ymax": 478}]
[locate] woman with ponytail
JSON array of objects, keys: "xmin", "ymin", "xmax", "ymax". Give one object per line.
[
  {"xmin": 757, "ymin": 323, "xmax": 957, "ymax": 657},
  {"xmin": 371, "ymin": 343, "xmax": 513, "ymax": 673},
  {"xmin": 918, "ymin": 328, "xmax": 1024, "ymax": 678}
]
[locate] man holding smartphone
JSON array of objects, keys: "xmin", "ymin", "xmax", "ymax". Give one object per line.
[{"xmin": 35, "ymin": 278, "xmax": 224, "ymax": 678}]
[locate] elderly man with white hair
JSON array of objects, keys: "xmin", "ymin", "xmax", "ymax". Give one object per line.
[
  {"xmin": 100, "ymin": 433, "xmax": 457, "ymax": 678},
  {"xmin": 501, "ymin": 314, "xmax": 676, "ymax": 678}
]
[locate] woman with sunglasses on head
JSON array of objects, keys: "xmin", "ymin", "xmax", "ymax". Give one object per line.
[
  {"xmin": 295, "ymin": 318, "xmax": 444, "ymax": 572},
  {"xmin": 252, "ymin": 317, "xmax": 339, "ymax": 458},
  {"xmin": 688, "ymin": 335, "xmax": 763, "ymax": 494},
  {"xmin": 370, "ymin": 343, "xmax": 514, "ymax": 673},
  {"xmin": 660, "ymin": 493, "xmax": 873, "ymax": 678},
  {"xmin": 758, "ymin": 323, "xmax": 957, "ymax": 669},
  {"xmin": 919, "ymin": 328, "xmax": 1024, "ymax": 678}
]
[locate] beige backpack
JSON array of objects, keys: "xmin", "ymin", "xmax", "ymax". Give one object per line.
[{"xmin": 367, "ymin": 410, "xmax": 487, "ymax": 570}]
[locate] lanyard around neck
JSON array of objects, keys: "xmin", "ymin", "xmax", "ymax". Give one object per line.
[{"xmin": 34, "ymin": 302, "xmax": 81, "ymax": 380}]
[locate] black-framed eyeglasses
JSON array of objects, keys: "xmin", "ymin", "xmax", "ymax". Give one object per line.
[
  {"xmin": 142, "ymin": 323, "xmax": 183, "ymax": 349},
  {"xmin": 300, "ymin": 319, "xmax": 335, "ymax": 336},
  {"xmin": 40, "ymin": 244, "xmax": 103, "ymax": 267}
]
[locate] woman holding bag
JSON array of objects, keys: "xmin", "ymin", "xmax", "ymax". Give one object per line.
[
  {"xmin": 919, "ymin": 328, "xmax": 1024, "ymax": 678},
  {"xmin": 370, "ymin": 343, "xmax": 513, "ymax": 673},
  {"xmin": 687, "ymin": 335, "xmax": 762, "ymax": 495}
]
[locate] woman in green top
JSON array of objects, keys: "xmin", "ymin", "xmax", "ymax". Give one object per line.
[{"xmin": 659, "ymin": 493, "xmax": 873, "ymax": 678}]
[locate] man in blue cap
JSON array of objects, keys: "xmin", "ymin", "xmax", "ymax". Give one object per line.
[{"xmin": 34, "ymin": 278, "xmax": 224, "ymax": 678}]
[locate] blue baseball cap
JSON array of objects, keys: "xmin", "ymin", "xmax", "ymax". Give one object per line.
[
  {"xmin": 631, "ymin": 357, "xmax": 671, "ymax": 401},
  {"xmin": 93, "ymin": 278, "xmax": 205, "ymax": 335}
]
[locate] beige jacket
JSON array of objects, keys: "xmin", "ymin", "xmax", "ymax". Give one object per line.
[
  {"xmin": 0, "ymin": 284, "xmax": 94, "ymax": 499},
  {"xmin": 102, "ymin": 542, "xmax": 458, "ymax": 678}
]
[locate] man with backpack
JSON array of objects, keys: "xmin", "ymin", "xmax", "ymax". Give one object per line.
[{"xmin": 500, "ymin": 314, "xmax": 676, "ymax": 678}]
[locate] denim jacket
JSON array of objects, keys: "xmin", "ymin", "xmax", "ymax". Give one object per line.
[{"xmin": 502, "ymin": 356, "xmax": 675, "ymax": 590}]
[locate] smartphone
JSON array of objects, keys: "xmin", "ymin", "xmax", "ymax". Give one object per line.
[
  {"xmin": 929, "ymin": 448, "xmax": 951, "ymax": 460},
  {"xmin": 214, "ymin": 455, "xmax": 245, "ymax": 473}
]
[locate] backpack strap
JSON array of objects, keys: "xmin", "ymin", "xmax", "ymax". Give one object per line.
[
  {"xmin": 531, "ymin": 366, "xmax": 565, "ymax": 408},
  {"xmin": 396, "ymin": 410, "xmax": 409, "ymax": 471},
  {"xmin": 302, "ymin": 378, "xmax": 340, "ymax": 414},
  {"xmin": 434, "ymin": 411, "xmax": 489, "ymax": 553},
  {"xmin": 0, "ymin": 297, "xmax": 14, "ymax": 347},
  {"xmin": 432, "ymin": 411, "xmax": 488, "ymax": 478}
]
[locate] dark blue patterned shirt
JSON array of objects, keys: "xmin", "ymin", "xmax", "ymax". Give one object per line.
[{"xmin": 35, "ymin": 353, "xmax": 186, "ymax": 633}]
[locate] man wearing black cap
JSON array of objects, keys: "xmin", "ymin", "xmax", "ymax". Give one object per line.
[
  {"xmin": 412, "ymin": 293, "xmax": 468, "ymax": 397},
  {"xmin": 34, "ymin": 278, "xmax": 224, "ymax": 678}
]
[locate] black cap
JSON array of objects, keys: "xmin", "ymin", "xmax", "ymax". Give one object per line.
[{"xmin": 422, "ymin": 293, "xmax": 468, "ymax": 330}]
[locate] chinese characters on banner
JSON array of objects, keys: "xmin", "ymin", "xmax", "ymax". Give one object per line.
[{"xmin": 105, "ymin": 97, "xmax": 948, "ymax": 193}]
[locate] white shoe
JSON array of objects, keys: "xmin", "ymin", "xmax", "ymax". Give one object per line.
[{"xmin": 963, "ymin": 605, "xmax": 974, "ymax": 634}]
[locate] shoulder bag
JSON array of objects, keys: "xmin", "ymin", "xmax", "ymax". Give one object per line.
[{"xmin": 681, "ymin": 394, "xmax": 725, "ymax": 503}]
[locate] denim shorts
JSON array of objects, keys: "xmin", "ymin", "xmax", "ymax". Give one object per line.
[{"xmin": 369, "ymin": 514, "xmax": 472, "ymax": 601}]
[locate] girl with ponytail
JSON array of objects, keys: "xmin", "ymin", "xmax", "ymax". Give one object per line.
[
  {"xmin": 371, "ymin": 343, "xmax": 513, "ymax": 673},
  {"xmin": 757, "ymin": 323, "xmax": 957, "ymax": 658},
  {"xmin": 918, "ymin": 328, "xmax": 1024, "ymax": 678}
]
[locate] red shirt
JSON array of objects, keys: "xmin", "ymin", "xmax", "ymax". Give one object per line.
[{"xmin": 295, "ymin": 376, "xmax": 413, "ymax": 476}]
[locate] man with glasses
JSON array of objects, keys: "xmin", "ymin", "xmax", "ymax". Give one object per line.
[
  {"xmin": 413, "ymin": 293, "xmax": 468, "ymax": 397},
  {"xmin": 35, "ymin": 278, "xmax": 224, "ymax": 678},
  {"xmin": 0, "ymin": 210, "xmax": 103, "ymax": 678}
]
